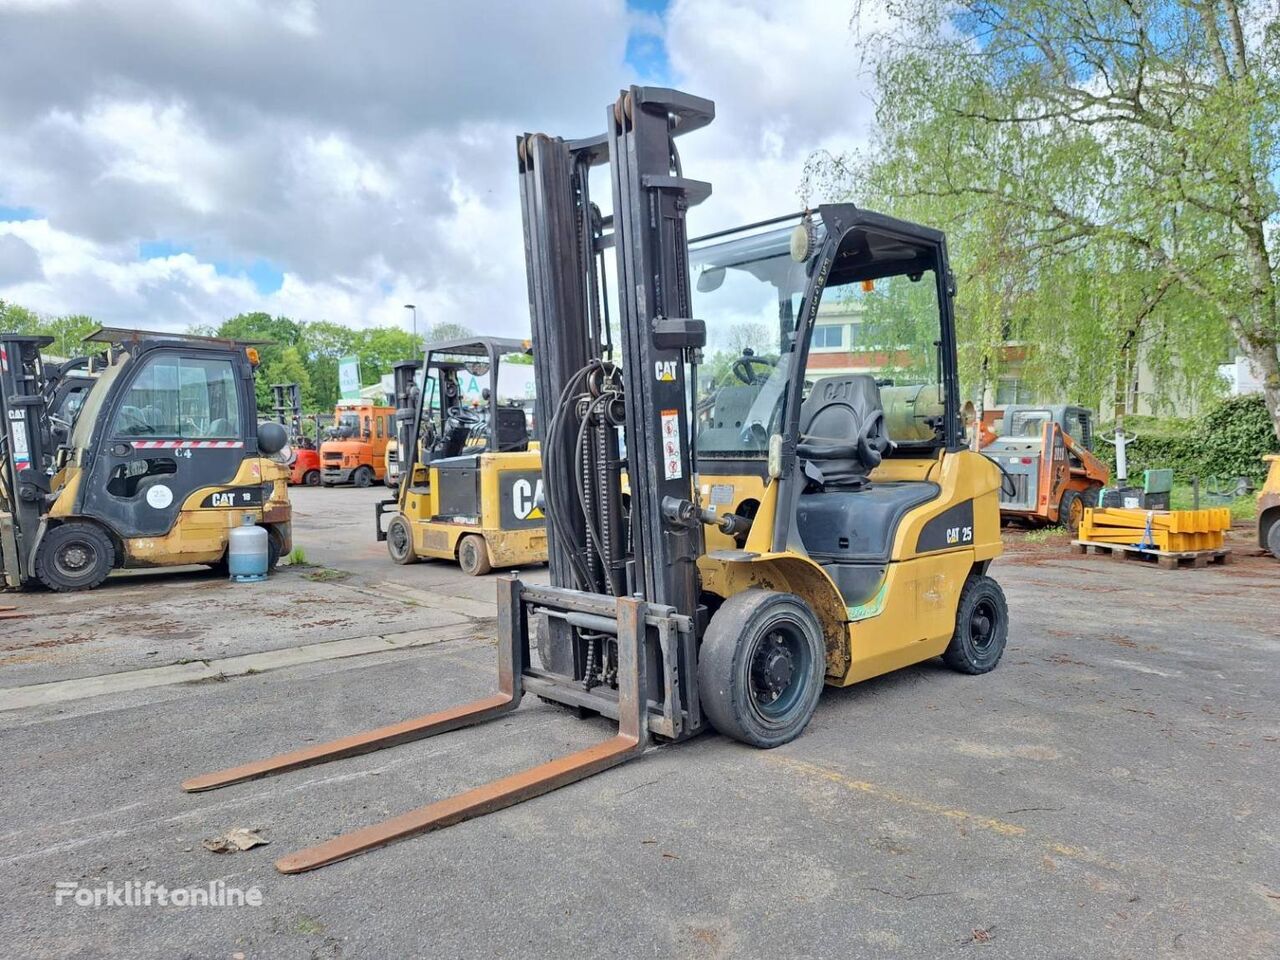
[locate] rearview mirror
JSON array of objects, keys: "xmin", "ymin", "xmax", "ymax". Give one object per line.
[{"xmin": 696, "ymin": 267, "xmax": 725, "ymax": 293}]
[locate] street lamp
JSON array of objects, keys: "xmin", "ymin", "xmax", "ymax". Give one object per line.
[{"xmin": 403, "ymin": 303, "xmax": 417, "ymax": 343}]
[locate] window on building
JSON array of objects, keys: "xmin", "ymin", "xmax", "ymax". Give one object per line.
[
  {"xmin": 112, "ymin": 355, "xmax": 241, "ymax": 438},
  {"xmin": 811, "ymin": 324, "xmax": 845, "ymax": 349},
  {"xmin": 995, "ymin": 378, "xmax": 1035, "ymax": 406}
]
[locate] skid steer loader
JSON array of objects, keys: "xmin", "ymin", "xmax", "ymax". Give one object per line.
[
  {"xmin": 184, "ymin": 86, "xmax": 1009, "ymax": 874},
  {"xmin": 373, "ymin": 337, "xmax": 544, "ymax": 574},
  {"xmin": 1, "ymin": 327, "xmax": 293, "ymax": 591}
]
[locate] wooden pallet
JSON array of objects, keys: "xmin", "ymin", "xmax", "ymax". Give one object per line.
[{"xmin": 1071, "ymin": 539, "xmax": 1233, "ymax": 570}]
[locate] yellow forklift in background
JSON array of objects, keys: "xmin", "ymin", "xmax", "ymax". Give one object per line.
[
  {"xmin": 186, "ymin": 87, "xmax": 1007, "ymax": 874},
  {"xmin": 1, "ymin": 327, "xmax": 292, "ymax": 591},
  {"xmin": 374, "ymin": 337, "xmax": 545, "ymax": 575},
  {"xmin": 1260, "ymin": 454, "xmax": 1280, "ymax": 558}
]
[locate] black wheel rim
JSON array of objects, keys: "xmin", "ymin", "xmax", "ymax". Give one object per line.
[
  {"xmin": 747, "ymin": 619, "xmax": 812, "ymax": 722},
  {"xmin": 55, "ymin": 540, "xmax": 97, "ymax": 580},
  {"xmin": 970, "ymin": 598, "xmax": 998, "ymax": 652}
]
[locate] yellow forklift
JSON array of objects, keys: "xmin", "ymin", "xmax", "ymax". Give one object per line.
[
  {"xmin": 185, "ymin": 87, "xmax": 1007, "ymax": 873},
  {"xmin": 1, "ymin": 327, "xmax": 292, "ymax": 591},
  {"xmin": 374, "ymin": 337, "xmax": 544, "ymax": 575}
]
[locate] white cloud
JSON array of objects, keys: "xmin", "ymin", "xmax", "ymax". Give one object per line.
[
  {"xmin": 666, "ymin": 0, "xmax": 887, "ymax": 235},
  {"xmin": 0, "ymin": 0, "xmax": 881, "ymax": 337}
]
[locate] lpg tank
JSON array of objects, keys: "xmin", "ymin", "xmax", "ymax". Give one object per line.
[{"xmin": 227, "ymin": 514, "xmax": 269, "ymax": 582}]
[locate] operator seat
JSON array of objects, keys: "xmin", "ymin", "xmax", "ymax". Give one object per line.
[{"xmin": 794, "ymin": 375, "xmax": 939, "ymax": 606}]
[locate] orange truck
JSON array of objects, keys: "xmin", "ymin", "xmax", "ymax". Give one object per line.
[
  {"xmin": 319, "ymin": 400, "xmax": 396, "ymax": 487},
  {"xmin": 985, "ymin": 404, "xmax": 1110, "ymax": 533}
]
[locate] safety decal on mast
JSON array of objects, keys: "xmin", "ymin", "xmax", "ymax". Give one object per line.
[
  {"xmin": 7, "ymin": 407, "xmax": 30, "ymax": 470},
  {"xmin": 661, "ymin": 409, "xmax": 682, "ymax": 480}
]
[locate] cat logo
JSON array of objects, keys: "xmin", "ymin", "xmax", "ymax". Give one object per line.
[
  {"xmin": 511, "ymin": 477, "xmax": 545, "ymax": 521},
  {"xmin": 654, "ymin": 361, "xmax": 677, "ymax": 382},
  {"xmin": 200, "ymin": 488, "xmax": 263, "ymax": 509}
]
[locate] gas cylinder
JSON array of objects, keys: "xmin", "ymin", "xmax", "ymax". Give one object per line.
[{"xmin": 228, "ymin": 514, "xmax": 269, "ymax": 582}]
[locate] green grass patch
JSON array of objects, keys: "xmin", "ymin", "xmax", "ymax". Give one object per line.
[
  {"xmin": 1022, "ymin": 527, "xmax": 1061, "ymax": 544},
  {"xmin": 285, "ymin": 546, "xmax": 310, "ymax": 566},
  {"xmin": 304, "ymin": 566, "xmax": 350, "ymax": 583}
]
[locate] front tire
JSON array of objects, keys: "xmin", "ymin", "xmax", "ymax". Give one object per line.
[
  {"xmin": 353, "ymin": 466, "xmax": 374, "ymax": 488},
  {"xmin": 386, "ymin": 515, "xmax": 417, "ymax": 565},
  {"xmin": 942, "ymin": 574, "xmax": 1009, "ymax": 674},
  {"xmin": 457, "ymin": 534, "xmax": 492, "ymax": 576},
  {"xmin": 304, "ymin": 470, "xmax": 321, "ymax": 487},
  {"xmin": 1058, "ymin": 488, "xmax": 1084, "ymax": 534},
  {"xmin": 35, "ymin": 522, "xmax": 115, "ymax": 592},
  {"xmin": 696, "ymin": 590, "xmax": 825, "ymax": 748}
]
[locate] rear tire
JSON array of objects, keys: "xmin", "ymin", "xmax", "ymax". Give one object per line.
[
  {"xmin": 1059, "ymin": 488, "xmax": 1085, "ymax": 534},
  {"xmin": 304, "ymin": 470, "xmax": 321, "ymax": 487},
  {"xmin": 35, "ymin": 522, "xmax": 115, "ymax": 592},
  {"xmin": 1266, "ymin": 517, "xmax": 1280, "ymax": 558},
  {"xmin": 353, "ymin": 466, "xmax": 374, "ymax": 488},
  {"xmin": 457, "ymin": 534, "xmax": 492, "ymax": 576},
  {"xmin": 386, "ymin": 515, "xmax": 417, "ymax": 565},
  {"xmin": 696, "ymin": 590, "xmax": 825, "ymax": 748},
  {"xmin": 942, "ymin": 575, "xmax": 1009, "ymax": 674}
]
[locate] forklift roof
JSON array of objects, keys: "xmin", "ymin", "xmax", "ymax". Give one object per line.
[
  {"xmin": 83, "ymin": 326, "xmax": 274, "ymax": 349},
  {"xmin": 424, "ymin": 336, "xmax": 530, "ymax": 356}
]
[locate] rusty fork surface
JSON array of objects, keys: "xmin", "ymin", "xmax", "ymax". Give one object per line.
[{"xmin": 180, "ymin": 579, "xmax": 652, "ymax": 874}]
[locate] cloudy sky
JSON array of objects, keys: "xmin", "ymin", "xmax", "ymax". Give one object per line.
[{"xmin": 0, "ymin": 0, "xmax": 878, "ymax": 338}]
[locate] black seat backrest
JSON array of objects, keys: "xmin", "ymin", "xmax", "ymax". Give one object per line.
[
  {"xmin": 494, "ymin": 406, "xmax": 529, "ymax": 452},
  {"xmin": 797, "ymin": 375, "xmax": 890, "ymax": 488},
  {"xmin": 438, "ymin": 422, "xmax": 472, "ymax": 459}
]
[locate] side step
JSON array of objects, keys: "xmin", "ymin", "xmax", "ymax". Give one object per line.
[{"xmin": 182, "ymin": 579, "xmax": 650, "ymax": 873}]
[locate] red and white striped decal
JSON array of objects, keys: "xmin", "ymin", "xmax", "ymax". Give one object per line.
[
  {"xmin": 0, "ymin": 345, "xmax": 8, "ymax": 373},
  {"xmin": 132, "ymin": 440, "xmax": 245, "ymax": 449}
]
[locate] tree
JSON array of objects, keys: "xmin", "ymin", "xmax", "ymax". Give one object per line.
[
  {"xmin": 353, "ymin": 326, "xmax": 421, "ymax": 382},
  {"xmin": 823, "ymin": 0, "xmax": 1280, "ymax": 438},
  {"xmin": 295, "ymin": 320, "xmax": 354, "ymax": 410},
  {"xmin": 1, "ymin": 301, "xmax": 100, "ymax": 360},
  {"xmin": 422, "ymin": 321, "xmax": 474, "ymax": 344}
]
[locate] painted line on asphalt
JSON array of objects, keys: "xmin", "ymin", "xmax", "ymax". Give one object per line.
[{"xmin": 0, "ymin": 623, "xmax": 482, "ymax": 713}]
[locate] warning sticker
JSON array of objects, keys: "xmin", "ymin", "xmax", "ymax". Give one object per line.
[
  {"xmin": 660, "ymin": 409, "xmax": 682, "ymax": 480},
  {"xmin": 8, "ymin": 409, "xmax": 30, "ymax": 470}
]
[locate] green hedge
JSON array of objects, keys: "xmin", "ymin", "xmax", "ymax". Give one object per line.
[{"xmin": 1098, "ymin": 394, "xmax": 1278, "ymax": 484}]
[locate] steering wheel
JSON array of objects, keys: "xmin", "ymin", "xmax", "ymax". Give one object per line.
[
  {"xmin": 732, "ymin": 354, "xmax": 775, "ymax": 386},
  {"xmin": 446, "ymin": 405, "xmax": 485, "ymax": 426}
]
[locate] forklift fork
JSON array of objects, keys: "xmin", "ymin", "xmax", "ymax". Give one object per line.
[{"xmin": 182, "ymin": 579, "xmax": 650, "ymax": 874}]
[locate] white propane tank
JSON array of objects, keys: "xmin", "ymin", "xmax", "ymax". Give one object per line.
[{"xmin": 228, "ymin": 513, "xmax": 269, "ymax": 582}]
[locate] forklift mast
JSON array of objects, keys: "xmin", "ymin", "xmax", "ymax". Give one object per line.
[
  {"xmin": 519, "ymin": 86, "xmax": 713, "ymax": 729},
  {"xmin": 184, "ymin": 88, "xmax": 723, "ymax": 873},
  {"xmin": 0, "ymin": 334, "xmax": 55, "ymax": 587},
  {"xmin": 271, "ymin": 383, "xmax": 303, "ymax": 439},
  {"xmin": 391, "ymin": 359, "xmax": 422, "ymax": 466}
]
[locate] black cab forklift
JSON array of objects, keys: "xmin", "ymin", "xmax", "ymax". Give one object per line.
[
  {"xmin": 374, "ymin": 336, "xmax": 545, "ymax": 574},
  {"xmin": 185, "ymin": 87, "xmax": 1008, "ymax": 873},
  {"xmin": 1, "ymin": 327, "xmax": 292, "ymax": 591}
]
